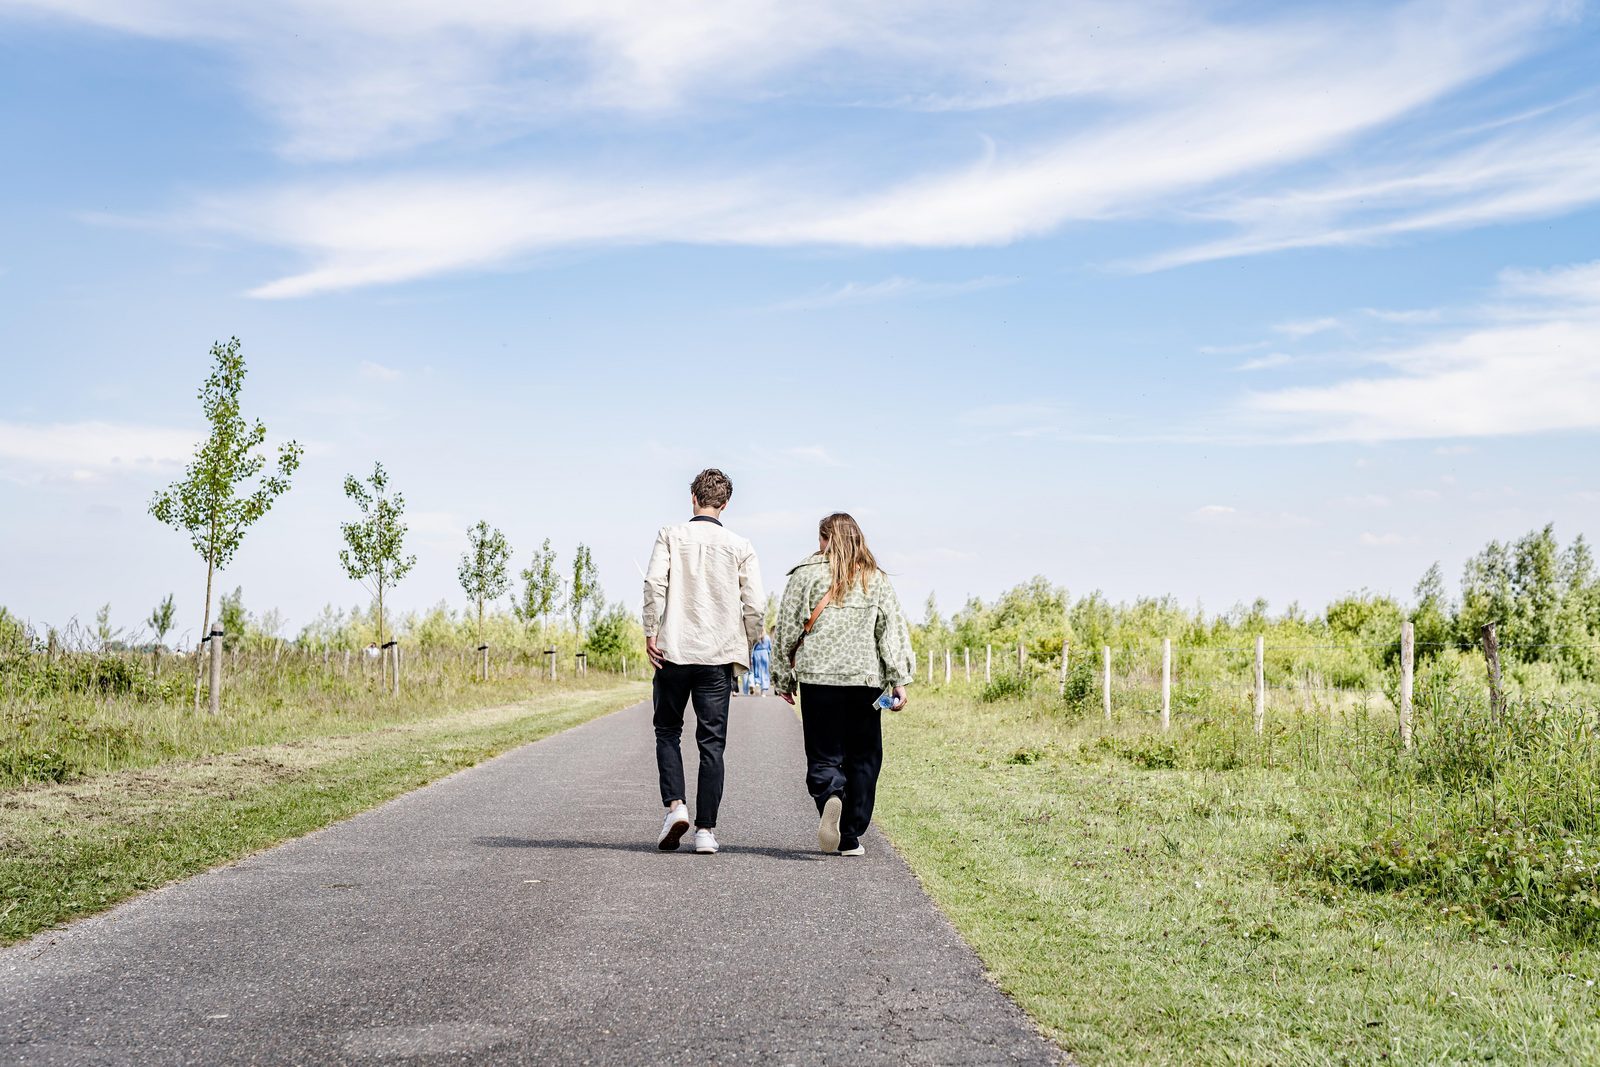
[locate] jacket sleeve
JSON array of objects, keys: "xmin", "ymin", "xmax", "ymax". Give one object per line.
[
  {"xmin": 739, "ymin": 545, "xmax": 765, "ymax": 651},
  {"xmin": 770, "ymin": 569, "xmax": 810, "ymax": 696},
  {"xmin": 641, "ymin": 527, "xmax": 670, "ymax": 638},
  {"xmin": 875, "ymin": 579, "xmax": 916, "ymax": 687}
]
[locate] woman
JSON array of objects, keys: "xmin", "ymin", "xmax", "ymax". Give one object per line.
[
  {"xmin": 773, "ymin": 513, "xmax": 915, "ymax": 856},
  {"xmin": 748, "ymin": 629, "xmax": 773, "ymax": 695}
]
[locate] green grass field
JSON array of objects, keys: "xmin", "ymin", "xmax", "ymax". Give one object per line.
[
  {"xmin": 1, "ymin": 678, "xmax": 645, "ymax": 945},
  {"xmin": 879, "ymin": 690, "xmax": 1600, "ymax": 1065}
]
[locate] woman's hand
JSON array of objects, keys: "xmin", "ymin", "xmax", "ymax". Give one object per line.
[
  {"xmin": 889, "ymin": 685, "xmax": 907, "ymax": 711},
  {"xmin": 778, "ymin": 691, "xmax": 796, "ymax": 705}
]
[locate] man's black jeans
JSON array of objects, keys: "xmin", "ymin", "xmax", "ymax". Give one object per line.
[
  {"xmin": 798, "ymin": 683, "xmax": 884, "ymax": 850},
  {"xmin": 653, "ymin": 661, "xmax": 734, "ymax": 828}
]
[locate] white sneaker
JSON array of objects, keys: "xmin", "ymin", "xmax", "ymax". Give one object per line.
[
  {"xmin": 839, "ymin": 845, "xmax": 865, "ymax": 857},
  {"xmin": 818, "ymin": 796, "xmax": 842, "ymax": 853},
  {"xmin": 657, "ymin": 806, "xmax": 691, "ymax": 851},
  {"xmin": 693, "ymin": 828, "xmax": 719, "ymax": 854}
]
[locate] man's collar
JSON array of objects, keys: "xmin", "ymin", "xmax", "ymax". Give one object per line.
[{"xmin": 690, "ymin": 514, "xmax": 723, "ymax": 526}]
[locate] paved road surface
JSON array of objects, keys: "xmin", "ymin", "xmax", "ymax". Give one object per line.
[{"xmin": 1, "ymin": 695, "xmax": 1062, "ymax": 1065}]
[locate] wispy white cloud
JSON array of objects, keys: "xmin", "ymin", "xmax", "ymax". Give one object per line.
[
  {"xmin": 0, "ymin": 420, "xmax": 194, "ymax": 482},
  {"xmin": 770, "ymin": 275, "xmax": 1014, "ymax": 311},
  {"xmin": 1233, "ymin": 353, "xmax": 1292, "ymax": 372},
  {"xmin": 39, "ymin": 0, "xmax": 1576, "ymax": 296},
  {"xmin": 1188, "ymin": 504, "xmax": 1315, "ymax": 528},
  {"xmin": 358, "ymin": 360, "xmax": 403, "ymax": 382},
  {"xmin": 1364, "ymin": 307, "xmax": 1445, "ymax": 325},
  {"xmin": 1273, "ymin": 316, "xmax": 1341, "ymax": 339},
  {"xmin": 1137, "ymin": 115, "xmax": 1600, "ymax": 271},
  {"xmin": 1359, "ymin": 531, "xmax": 1416, "ymax": 547},
  {"xmin": 1241, "ymin": 258, "xmax": 1600, "ymax": 442}
]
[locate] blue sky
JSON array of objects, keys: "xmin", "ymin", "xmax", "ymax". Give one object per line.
[{"xmin": 3, "ymin": 0, "xmax": 1599, "ymax": 644}]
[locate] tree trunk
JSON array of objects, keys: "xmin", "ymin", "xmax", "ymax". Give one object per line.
[
  {"xmin": 376, "ymin": 571, "xmax": 386, "ymax": 691},
  {"xmin": 193, "ymin": 549, "xmax": 216, "ymax": 709}
]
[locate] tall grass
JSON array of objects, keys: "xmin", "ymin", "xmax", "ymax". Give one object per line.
[
  {"xmin": 957, "ymin": 664, "xmax": 1600, "ymax": 937},
  {"xmin": 0, "ymin": 645, "xmax": 635, "ymax": 788}
]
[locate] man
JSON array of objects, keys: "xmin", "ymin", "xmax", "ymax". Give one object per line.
[{"xmin": 642, "ymin": 468, "xmax": 764, "ymax": 854}]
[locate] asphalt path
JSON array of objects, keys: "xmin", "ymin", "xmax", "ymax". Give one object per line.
[{"xmin": 1, "ymin": 694, "xmax": 1062, "ymax": 1065}]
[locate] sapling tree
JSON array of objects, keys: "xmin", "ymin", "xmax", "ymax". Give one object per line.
[
  {"xmin": 94, "ymin": 603, "xmax": 121, "ymax": 651},
  {"xmin": 569, "ymin": 543, "xmax": 599, "ymax": 639},
  {"xmin": 339, "ymin": 462, "xmax": 416, "ymax": 653},
  {"xmin": 515, "ymin": 538, "xmax": 562, "ymax": 642},
  {"xmin": 458, "ymin": 521, "xmax": 512, "ymax": 648},
  {"xmin": 147, "ymin": 594, "xmax": 176, "ymax": 666},
  {"xmin": 150, "ymin": 337, "xmax": 301, "ymax": 704}
]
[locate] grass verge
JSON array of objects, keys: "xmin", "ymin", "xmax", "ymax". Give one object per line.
[
  {"xmin": 879, "ymin": 692, "xmax": 1600, "ymax": 1065},
  {"xmin": 1, "ymin": 681, "xmax": 646, "ymax": 945}
]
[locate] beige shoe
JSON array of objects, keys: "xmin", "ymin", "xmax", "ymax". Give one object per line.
[
  {"xmin": 818, "ymin": 796, "xmax": 842, "ymax": 853},
  {"xmin": 839, "ymin": 845, "xmax": 865, "ymax": 857}
]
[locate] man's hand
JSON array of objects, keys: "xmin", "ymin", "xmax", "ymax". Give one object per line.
[
  {"xmin": 645, "ymin": 636, "xmax": 665, "ymax": 670},
  {"xmin": 888, "ymin": 685, "xmax": 908, "ymax": 711},
  {"xmin": 778, "ymin": 691, "xmax": 795, "ymax": 705}
]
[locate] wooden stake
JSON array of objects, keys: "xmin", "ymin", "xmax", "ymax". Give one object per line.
[
  {"xmin": 207, "ymin": 627, "xmax": 223, "ymax": 716},
  {"xmin": 1160, "ymin": 637, "xmax": 1171, "ymax": 732},
  {"xmin": 1017, "ymin": 640, "xmax": 1025, "ymax": 676},
  {"xmin": 985, "ymin": 644, "xmax": 992, "ymax": 684},
  {"xmin": 1254, "ymin": 634, "xmax": 1266, "ymax": 736},
  {"xmin": 944, "ymin": 649, "xmax": 952, "ymax": 685},
  {"xmin": 1102, "ymin": 645, "xmax": 1111, "ymax": 720},
  {"xmin": 1481, "ymin": 622, "xmax": 1503, "ymax": 724},
  {"xmin": 964, "ymin": 647, "xmax": 971, "ymax": 683},
  {"xmin": 1399, "ymin": 621, "xmax": 1415, "ymax": 749},
  {"xmin": 1059, "ymin": 640, "xmax": 1069, "ymax": 696}
]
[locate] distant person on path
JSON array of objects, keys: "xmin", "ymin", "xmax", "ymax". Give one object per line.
[
  {"xmin": 746, "ymin": 629, "xmax": 773, "ymax": 695},
  {"xmin": 642, "ymin": 468, "xmax": 765, "ymax": 855},
  {"xmin": 773, "ymin": 513, "xmax": 914, "ymax": 856}
]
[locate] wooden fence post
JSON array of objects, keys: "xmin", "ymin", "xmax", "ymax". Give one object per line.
[
  {"xmin": 343, "ymin": 649, "xmax": 350, "ymax": 677},
  {"xmin": 964, "ymin": 647, "xmax": 971, "ymax": 683},
  {"xmin": 944, "ymin": 649, "xmax": 952, "ymax": 685},
  {"xmin": 207, "ymin": 627, "xmax": 223, "ymax": 715},
  {"xmin": 985, "ymin": 644, "xmax": 992, "ymax": 684},
  {"xmin": 545, "ymin": 647, "xmax": 556, "ymax": 681},
  {"xmin": 392, "ymin": 642, "xmax": 402, "ymax": 697},
  {"xmin": 1059, "ymin": 640, "xmax": 1069, "ymax": 696},
  {"xmin": 1017, "ymin": 640, "xmax": 1025, "ymax": 676},
  {"xmin": 1102, "ymin": 645, "xmax": 1111, "ymax": 720},
  {"xmin": 1481, "ymin": 622, "xmax": 1503, "ymax": 723},
  {"xmin": 1254, "ymin": 634, "xmax": 1266, "ymax": 736},
  {"xmin": 1160, "ymin": 637, "xmax": 1171, "ymax": 732},
  {"xmin": 479, "ymin": 644, "xmax": 490, "ymax": 682},
  {"xmin": 927, "ymin": 649, "xmax": 933, "ymax": 685},
  {"xmin": 1400, "ymin": 621, "xmax": 1414, "ymax": 749}
]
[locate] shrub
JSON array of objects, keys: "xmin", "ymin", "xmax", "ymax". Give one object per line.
[{"xmin": 979, "ymin": 672, "xmax": 1032, "ymax": 703}]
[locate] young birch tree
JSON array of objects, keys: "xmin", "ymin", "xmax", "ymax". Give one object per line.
[
  {"xmin": 458, "ymin": 521, "xmax": 512, "ymax": 649},
  {"xmin": 339, "ymin": 462, "xmax": 416, "ymax": 659},
  {"xmin": 150, "ymin": 337, "xmax": 301, "ymax": 705},
  {"xmin": 514, "ymin": 538, "xmax": 562, "ymax": 643}
]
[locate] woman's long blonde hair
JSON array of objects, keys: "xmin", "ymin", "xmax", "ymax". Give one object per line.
[{"xmin": 819, "ymin": 512, "xmax": 880, "ymax": 600}]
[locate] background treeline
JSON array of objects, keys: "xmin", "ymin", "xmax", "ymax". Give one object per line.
[{"xmin": 912, "ymin": 523, "xmax": 1600, "ymax": 703}]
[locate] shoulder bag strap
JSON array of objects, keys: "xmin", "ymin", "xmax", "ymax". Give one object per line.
[{"xmin": 788, "ymin": 588, "xmax": 834, "ymax": 668}]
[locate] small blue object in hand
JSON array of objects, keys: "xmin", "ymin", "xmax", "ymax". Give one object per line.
[{"xmin": 876, "ymin": 692, "xmax": 894, "ymax": 710}]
